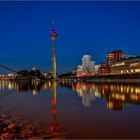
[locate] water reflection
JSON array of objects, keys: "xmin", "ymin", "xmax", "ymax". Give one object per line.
[
  {"xmin": 1, "ymin": 80, "xmax": 140, "ymax": 111},
  {"xmin": 60, "ymin": 82, "xmax": 140, "ymax": 111},
  {"xmin": 0, "ymin": 80, "xmax": 52, "ymax": 96},
  {"xmin": 0, "ymin": 81, "xmax": 67, "ymax": 139},
  {"xmin": 1, "ymin": 81, "xmax": 140, "ymax": 138},
  {"xmin": 46, "ymin": 82, "xmax": 67, "ymax": 138}
]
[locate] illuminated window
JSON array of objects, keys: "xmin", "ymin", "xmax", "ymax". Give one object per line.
[
  {"xmin": 121, "ymin": 70, "xmax": 123, "ymax": 74},
  {"xmin": 112, "ymin": 62, "xmax": 125, "ymax": 67},
  {"xmin": 135, "ymin": 69, "xmax": 140, "ymax": 72},
  {"xmin": 130, "ymin": 62, "xmax": 140, "ymax": 67}
]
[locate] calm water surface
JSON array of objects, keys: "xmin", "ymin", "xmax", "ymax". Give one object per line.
[{"xmin": 0, "ymin": 80, "xmax": 140, "ymax": 138}]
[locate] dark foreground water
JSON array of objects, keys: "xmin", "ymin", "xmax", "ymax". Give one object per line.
[{"xmin": 0, "ymin": 80, "xmax": 140, "ymax": 139}]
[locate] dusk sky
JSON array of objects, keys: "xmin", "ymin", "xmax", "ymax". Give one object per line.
[{"xmin": 0, "ymin": 1, "xmax": 140, "ymax": 73}]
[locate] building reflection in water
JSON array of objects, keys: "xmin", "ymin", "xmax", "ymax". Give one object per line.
[
  {"xmin": 1, "ymin": 80, "xmax": 140, "ymax": 111},
  {"xmin": 60, "ymin": 81, "xmax": 140, "ymax": 111},
  {"xmin": 1, "ymin": 80, "xmax": 140, "ymax": 138},
  {"xmin": 0, "ymin": 80, "xmax": 52, "ymax": 96}
]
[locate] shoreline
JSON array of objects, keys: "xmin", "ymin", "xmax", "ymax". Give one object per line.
[
  {"xmin": 0, "ymin": 78, "xmax": 140, "ymax": 84},
  {"xmin": 60, "ymin": 78, "xmax": 140, "ymax": 84},
  {"xmin": 84, "ymin": 79, "xmax": 140, "ymax": 83}
]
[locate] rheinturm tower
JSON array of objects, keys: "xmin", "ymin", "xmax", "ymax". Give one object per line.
[{"xmin": 50, "ymin": 20, "xmax": 58, "ymax": 79}]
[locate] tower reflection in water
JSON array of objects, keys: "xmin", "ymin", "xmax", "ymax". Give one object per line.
[
  {"xmin": 46, "ymin": 81, "xmax": 67, "ymax": 139},
  {"xmin": 0, "ymin": 81, "xmax": 67, "ymax": 139},
  {"xmin": 1, "ymin": 81, "xmax": 140, "ymax": 138},
  {"xmin": 1, "ymin": 80, "xmax": 140, "ymax": 112}
]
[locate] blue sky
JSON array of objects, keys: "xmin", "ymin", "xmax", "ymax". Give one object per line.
[{"xmin": 0, "ymin": 1, "xmax": 140, "ymax": 73}]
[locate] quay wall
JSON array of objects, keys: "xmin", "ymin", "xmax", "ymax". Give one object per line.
[
  {"xmin": 61, "ymin": 78, "xmax": 140, "ymax": 83},
  {"xmin": 83, "ymin": 79, "xmax": 140, "ymax": 83}
]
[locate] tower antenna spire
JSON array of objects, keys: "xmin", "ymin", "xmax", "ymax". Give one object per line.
[{"xmin": 52, "ymin": 19, "xmax": 55, "ymax": 29}]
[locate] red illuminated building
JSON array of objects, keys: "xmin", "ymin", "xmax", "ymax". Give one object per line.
[
  {"xmin": 99, "ymin": 50, "xmax": 123, "ymax": 75},
  {"xmin": 98, "ymin": 63, "xmax": 110, "ymax": 75},
  {"xmin": 107, "ymin": 50, "xmax": 123, "ymax": 65}
]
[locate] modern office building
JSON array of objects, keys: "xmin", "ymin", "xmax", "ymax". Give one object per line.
[
  {"xmin": 99, "ymin": 50, "xmax": 123, "ymax": 75},
  {"xmin": 82, "ymin": 55, "xmax": 91, "ymax": 67},
  {"xmin": 107, "ymin": 50, "xmax": 123, "ymax": 65},
  {"xmin": 88, "ymin": 61, "xmax": 95, "ymax": 73},
  {"xmin": 98, "ymin": 63, "xmax": 110, "ymax": 75},
  {"xmin": 76, "ymin": 50, "xmax": 140, "ymax": 77},
  {"xmin": 111, "ymin": 56, "xmax": 140, "ymax": 75},
  {"xmin": 77, "ymin": 55, "xmax": 97, "ymax": 76},
  {"xmin": 95, "ymin": 65, "xmax": 100, "ymax": 74},
  {"xmin": 77, "ymin": 65, "xmax": 83, "ymax": 76}
]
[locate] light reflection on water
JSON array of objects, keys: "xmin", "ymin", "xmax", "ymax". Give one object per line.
[
  {"xmin": 60, "ymin": 82, "xmax": 140, "ymax": 110},
  {"xmin": 0, "ymin": 80, "xmax": 140, "ymax": 138}
]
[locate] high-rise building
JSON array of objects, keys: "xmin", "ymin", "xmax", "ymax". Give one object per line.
[
  {"xmin": 77, "ymin": 55, "xmax": 97, "ymax": 76},
  {"xmin": 50, "ymin": 20, "xmax": 58, "ymax": 79},
  {"xmin": 88, "ymin": 61, "xmax": 96, "ymax": 73},
  {"xmin": 95, "ymin": 65, "xmax": 100, "ymax": 74},
  {"xmin": 82, "ymin": 55, "xmax": 91, "ymax": 68},
  {"xmin": 77, "ymin": 65, "xmax": 83, "ymax": 76},
  {"xmin": 111, "ymin": 56, "xmax": 140, "ymax": 75},
  {"xmin": 107, "ymin": 50, "xmax": 123, "ymax": 65},
  {"xmin": 98, "ymin": 63, "xmax": 110, "ymax": 75}
]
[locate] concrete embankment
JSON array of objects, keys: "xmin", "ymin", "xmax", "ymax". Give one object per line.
[
  {"xmin": 62, "ymin": 78, "xmax": 140, "ymax": 83},
  {"xmin": 80, "ymin": 79, "xmax": 140, "ymax": 83}
]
